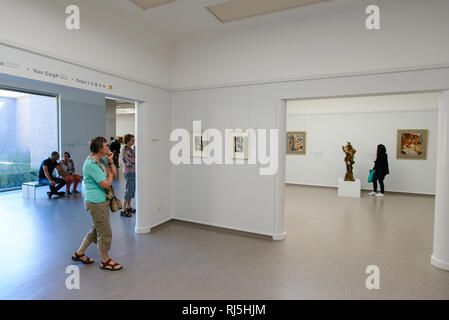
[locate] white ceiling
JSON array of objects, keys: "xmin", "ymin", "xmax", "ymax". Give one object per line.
[{"xmin": 123, "ymin": 0, "xmax": 334, "ymax": 42}]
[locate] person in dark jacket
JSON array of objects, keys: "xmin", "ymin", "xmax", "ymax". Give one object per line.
[
  {"xmin": 109, "ymin": 137, "xmax": 121, "ymax": 168},
  {"xmin": 369, "ymin": 144, "xmax": 389, "ymax": 197}
]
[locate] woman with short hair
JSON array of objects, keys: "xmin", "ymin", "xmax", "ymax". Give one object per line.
[
  {"xmin": 121, "ymin": 134, "xmax": 136, "ymax": 218},
  {"xmin": 60, "ymin": 152, "xmax": 81, "ymax": 194},
  {"xmin": 71, "ymin": 136, "xmax": 123, "ymax": 271}
]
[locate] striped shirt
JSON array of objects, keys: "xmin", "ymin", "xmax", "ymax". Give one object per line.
[{"xmin": 122, "ymin": 146, "xmax": 135, "ymax": 174}]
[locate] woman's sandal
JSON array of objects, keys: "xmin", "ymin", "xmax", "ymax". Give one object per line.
[
  {"xmin": 72, "ymin": 252, "xmax": 94, "ymax": 264},
  {"xmin": 120, "ymin": 209, "xmax": 132, "ymax": 217},
  {"xmin": 128, "ymin": 207, "xmax": 136, "ymax": 213},
  {"xmin": 100, "ymin": 258, "xmax": 123, "ymax": 271}
]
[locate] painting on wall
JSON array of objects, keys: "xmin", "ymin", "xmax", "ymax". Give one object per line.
[
  {"xmin": 190, "ymin": 131, "xmax": 204, "ymax": 158},
  {"xmin": 286, "ymin": 131, "xmax": 306, "ymax": 155},
  {"xmin": 230, "ymin": 131, "xmax": 248, "ymax": 159},
  {"xmin": 397, "ymin": 129, "xmax": 428, "ymax": 159}
]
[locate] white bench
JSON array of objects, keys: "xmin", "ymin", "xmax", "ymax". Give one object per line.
[{"xmin": 22, "ymin": 182, "xmax": 46, "ymax": 199}]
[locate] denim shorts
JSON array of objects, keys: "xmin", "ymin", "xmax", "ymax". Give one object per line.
[{"xmin": 124, "ymin": 172, "xmax": 136, "ymax": 200}]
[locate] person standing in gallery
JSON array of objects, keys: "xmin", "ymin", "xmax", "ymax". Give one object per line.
[
  {"xmin": 368, "ymin": 144, "xmax": 390, "ymax": 197},
  {"xmin": 72, "ymin": 136, "xmax": 122, "ymax": 271},
  {"xmin": 120, "ymin": 134, "xmax": 136, "ymax": 218},
  {"xmin": 109, "ymin": 137, "xmax": 121, "ymax": 168}
]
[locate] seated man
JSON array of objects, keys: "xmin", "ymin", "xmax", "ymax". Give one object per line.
[{"xmin": 38, "ymin": 151, "xmax": 66, "ymax": 199}]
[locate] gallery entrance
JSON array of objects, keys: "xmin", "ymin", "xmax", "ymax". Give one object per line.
[
  {"xmin": 105, "ymin": 97, "xmax": 137, "ymax": 216},
  {"xmin": 279, "ymin": 90, "xmax": 449, "ymax": 271}
]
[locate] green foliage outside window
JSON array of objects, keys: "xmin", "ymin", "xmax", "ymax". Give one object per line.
[{"xmin": 0, "ymin": 152, "xmax": 39, "ymax": 191}]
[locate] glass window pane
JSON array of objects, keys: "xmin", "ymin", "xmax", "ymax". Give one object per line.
[{"xmin": 0, "ymin": 89, "xmax": 58, "ymax": 191}]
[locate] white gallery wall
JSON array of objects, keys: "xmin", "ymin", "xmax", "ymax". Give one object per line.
[
  {"xmin": 105, "ymin": 99, "xmax": 116, "ymax": 141},
  {"xmin": 172, "ymin": 87, "xmax": 279, "ymax": 236},
  {"xmin": 0, "ymin": 0, "xmax": 172, "ymax": 88},
  {"xmin": 172, "ymin": 0, "xmax": 449, "ymax": 89},
  {"xmin": 116, "ymin": 114, "xmax": 136, "ymax": 137},
  {"xmin": 286, "ymin": 93, "xmax": 440, "ymax": 194}
]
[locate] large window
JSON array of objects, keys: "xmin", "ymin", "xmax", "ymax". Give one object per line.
[{"xmin": 0, "ymin": 88, "xmax": 58, "ymax": 191}]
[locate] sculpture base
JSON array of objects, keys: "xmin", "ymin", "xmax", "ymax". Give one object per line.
[{"xmin": 338, "ymin": 178, "xmax": 361, "ymax": 198}]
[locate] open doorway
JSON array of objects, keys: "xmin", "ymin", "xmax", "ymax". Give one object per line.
[
  {"xmin": 105, "ymin": 97, "xmax": 136, "ymax": 215},
  {"xmin": 280, "ymin": 91, "xmax": 440, "ymax": 281}
]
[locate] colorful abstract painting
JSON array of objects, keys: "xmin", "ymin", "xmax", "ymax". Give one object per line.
[
  {"xmin": 286, "ymin": 131, "xmax": 306, "ymax": 155},
  {"xmin": 397, "ymin": 129, "xmax": 428, "ymax": 159}
]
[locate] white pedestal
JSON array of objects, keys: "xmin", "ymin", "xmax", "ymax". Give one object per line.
[
  {"xmin": 338, "ymin": 178, "xmax": 361, "ymax": 198},
  {"xmin": 22, "ymin": 184, "xmax": 31, "ymax": 199}
]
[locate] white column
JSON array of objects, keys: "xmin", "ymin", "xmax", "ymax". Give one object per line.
[
  {"xmin": 273, "ymin": 99, "xmax": 286, "ymax": 240},
  {"xmin": 431, "ymin": 90, "xmax": 449, "ymax": 270},
  {"xmin": 135, "ymin": 101, "xmax": 152, "ymax": 234}
]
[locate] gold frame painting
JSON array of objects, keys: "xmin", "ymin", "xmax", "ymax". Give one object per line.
[
  {"xmin": 286, "ymin": 131, "xmax": 306, "ymax": 155},
  {"xmin": 396, "ymin": 129, "xmax": 428, "ymax": 160}
]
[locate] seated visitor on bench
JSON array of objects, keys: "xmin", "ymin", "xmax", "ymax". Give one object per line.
[
  {"xmin": 38, "ymin": 151, "xmax": 66, "ymax": 199},
  {"xmin": 60, "ymin": 152, "xmax": 81, "ymax": 195}
]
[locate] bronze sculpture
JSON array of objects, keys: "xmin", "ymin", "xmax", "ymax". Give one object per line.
[{"xmin": 342, "ymin": 142, "xmax": 356, "ymax": 182}]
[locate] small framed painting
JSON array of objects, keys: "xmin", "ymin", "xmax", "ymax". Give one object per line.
[
  {"xmin": 397, "ymin": 129, "xmax": 428, "ymax": 160},
  {"xmin": 190, "ymin": 131, "xmax": 204, "ymax": 158},
  {"xmin": 230, "ymin": 131, "xmax": 248, "ymax": 159},
  {"xmin": 286, "ymin": 131, "xmax": 306, "ymax": 155}
]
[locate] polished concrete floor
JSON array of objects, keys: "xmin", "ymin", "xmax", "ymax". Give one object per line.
[{"xmin": 1, "ymin": 181, "xmax": 448, "ymax": 299}]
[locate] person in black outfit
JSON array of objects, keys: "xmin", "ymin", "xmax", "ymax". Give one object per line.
[
  {"xmin": 38, "ymin": 151, "xmax": 66, "ymax": 199},
  {"xmin": 109, "ymin": 137, "xmax": 121, "ymax": 168},
  {"xmin": 369, "ymin": 144, "xmax": 389, "ymax": 197}
]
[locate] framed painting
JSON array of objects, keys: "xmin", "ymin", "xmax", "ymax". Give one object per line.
[
  {"xmin": 190, "ymin": 131, "xmax": 204, "ymax": 158},
  {"xmin": 396, "ymin": 129, "xmax": 428, "ymax": 159},
  {"xmin": 230, "ymin": 131, "xmax": 248, "ymax": 159},
  {"xmin": 286, "ymin": 131, "xmax": 306, "ymax": 155}
]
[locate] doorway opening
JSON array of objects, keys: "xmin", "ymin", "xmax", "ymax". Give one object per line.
[{"xmin": 105, "ymin": 97, "xmax": 137, "ymax": 213}]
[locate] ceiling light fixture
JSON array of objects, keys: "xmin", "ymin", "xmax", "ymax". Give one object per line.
[
  {"xmin": 129, "ymin": 0, "xmax": 175, "ymax": 10},
  {"xmin": 207, "ymin": 0, "xmax": 328, "ymax": 23},
  {"xmin": 116, "ymin": 108, "xmax": 136, "ymax": 114}
]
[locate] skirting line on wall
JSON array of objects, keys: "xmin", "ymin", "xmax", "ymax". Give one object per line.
[
  {"xmin": 150, "ymin": 217, "xmax": 285, "ymax": 240},
  {"xmin": 285, "ymin": 183, "xmax": 436, "ymax": 196}
]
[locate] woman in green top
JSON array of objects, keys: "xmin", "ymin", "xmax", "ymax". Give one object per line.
[{"xmin": 71, "ymin": 137, "xmax": 122, "ymax": 271}]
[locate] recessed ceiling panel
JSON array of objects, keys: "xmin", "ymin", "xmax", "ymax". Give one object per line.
[
  {"xmin": 130, "ymin": 0, "xmax": 175, "ymax": 10},
  {"xmin": 207, "ymin": 0, "xmax": 328, "ymax": 23}
]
